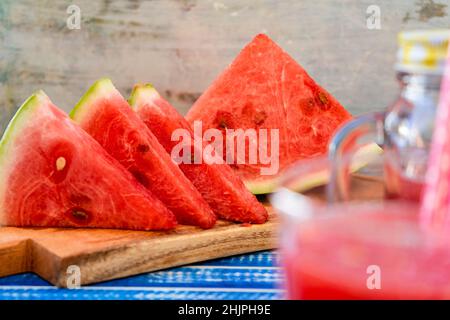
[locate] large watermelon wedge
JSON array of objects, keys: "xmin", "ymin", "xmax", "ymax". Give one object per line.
[
  {"xmin": 186, "ymin": 34, "xmax": 356, "ymax": 194},
  {"xmin": 70, "ymin": 79, "xmax": 216, "ymax": 229},
  {"xmin": 0, "ymin": 91, "xmax": 177, "ymax": 230},
  {"xmin": 129, "ymin": 84, "xmax": 268, "ymax": 224}
]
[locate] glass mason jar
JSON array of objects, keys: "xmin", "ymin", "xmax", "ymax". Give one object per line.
[
  {"xmin": 328, "ymin": 30, "xmax": 450, "ymax": 202},
  {"xmin": 383, "ymin": 72, "xmax": 442, "ymax": 200}
]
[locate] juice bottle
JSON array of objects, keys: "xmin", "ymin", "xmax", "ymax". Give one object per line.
[
  {"xmin": 384, "ymin": 31, "xmax": 450, "ymax": 200},
  {"xmin": 327, "ymin": 30, "xmax": 450, "ymax": 202}
]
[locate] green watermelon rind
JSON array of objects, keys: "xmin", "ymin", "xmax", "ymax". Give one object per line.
[
  {"xmin": 70, "ymin": 78, "xmax": 116, "ymax": 122},
  {"xmin": 128, "ymin": 83, "xmax": 159, "ymax": 111},
  {"xmin": 0, "ymin": 92, "xmax": 44, "ymax": 157},
  {"xmin": 0, "ymin": 91, "xmax": 48, "ymax": 225},
  {"xmin": 246, "ymin": 143, "xmax": 383, "ymax": 194}
]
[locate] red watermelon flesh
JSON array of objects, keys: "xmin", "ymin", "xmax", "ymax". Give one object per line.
[
  {"xmin": 0, "ymin": 91, "xmax": 177, "ymax": 230},
  {"xmin": 129, "ymin": 84, "xmax": 268, "ymax": 224},
  {"xmin": 185, "ymin": 34, "xmax": 352, "ymax": 194},
  {"xmin": 70, "ymin": 79, "xmax": 216, "ymax": 229}
]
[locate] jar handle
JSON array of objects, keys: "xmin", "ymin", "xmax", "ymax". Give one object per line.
[{"xmin": 327, "ymin": 112, "xmax": 385, "ymax": 203}]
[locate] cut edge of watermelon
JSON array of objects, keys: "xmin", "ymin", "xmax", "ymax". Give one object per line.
[
  {"xmin": 70, "ymin": 78, "xmax": 116, "ymax": 122},
  {"xmin": 128, "ymin": 83, "xmax": 160, "ymax": 111},
  {"xmin": 245, "ymin": 143, "xmax": 383, "ymax": 194},
  {"xmin": 0, "ymin": 91, "xmax": 50, "ymax": 225}
]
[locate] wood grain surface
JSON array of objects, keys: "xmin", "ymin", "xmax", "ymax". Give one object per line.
[
  {"xmin": 0, "ymin": 175, "xmax": 384, "ymax": 287},
  {"xmin": 0, "ymin": 206, "xmax": 279, "ymax": 287}
]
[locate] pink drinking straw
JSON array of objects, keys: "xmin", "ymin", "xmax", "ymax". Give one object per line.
[{"xmin": 420, "ymin": 46, "xmax": 450, "ymax": 229}]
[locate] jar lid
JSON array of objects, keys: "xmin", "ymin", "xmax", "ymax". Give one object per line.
[{"xmin": 396, "ymin": 29, "xmax": 450, "ymax": 75}]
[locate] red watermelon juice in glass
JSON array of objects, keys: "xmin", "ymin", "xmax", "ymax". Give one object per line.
[{"xmin": 271, "ymin": 157, "xmax": 450, "ymax": 299}]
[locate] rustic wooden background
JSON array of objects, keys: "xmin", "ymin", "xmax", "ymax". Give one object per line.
[{"xmin": 0, "ymin": 0, "xmax": 449, "ymax": 133}]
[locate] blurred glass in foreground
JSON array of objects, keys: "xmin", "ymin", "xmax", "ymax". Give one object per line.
[{"xmin": 271, "ymin": 152, "xmax": 450, "ymax": 299}]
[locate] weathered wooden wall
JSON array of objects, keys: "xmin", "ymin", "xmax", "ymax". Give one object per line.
[{"xmin": 0, "ymin": 0, "xmax": 449, "ymax": 133}]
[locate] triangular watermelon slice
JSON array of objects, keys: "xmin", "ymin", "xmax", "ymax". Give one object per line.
[
  {"xmin": 129, "ymin": 84, "xmax": 268, "ymax": 224},
  {"xmin": 0, "ymin": 91, "xmax": 177, "ymax": 230},
  {"xmin": 185, "ymin": 34, "xmax": 353, "ymax": 194},
  {"xmin": 70, "ymin": 79, "xmax": 216, "ymax": 229}
]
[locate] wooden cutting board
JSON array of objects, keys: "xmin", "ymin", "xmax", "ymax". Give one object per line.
[{"xmin": 0, "ymin": 175, "xmax": 383, "ymax": 287}]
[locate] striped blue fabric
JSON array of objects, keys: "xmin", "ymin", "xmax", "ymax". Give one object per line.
[{"xmin": 0, "ymin": 250, "xmax": 285, "ymax": 300}]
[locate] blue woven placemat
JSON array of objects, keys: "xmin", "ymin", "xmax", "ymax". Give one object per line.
[{"xmin": 0, "ymin": 250, "xmax": 285, "ymax": 300}]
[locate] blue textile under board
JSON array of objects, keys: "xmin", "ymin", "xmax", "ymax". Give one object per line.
[{"xmin": 0, "ymin": 250, "xmax": 285, "ymax": 300}]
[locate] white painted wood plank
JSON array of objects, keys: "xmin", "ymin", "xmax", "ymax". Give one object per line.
[{"xmin": 1, "ymin": 0, "xmax": 449, "ymax": 132}]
